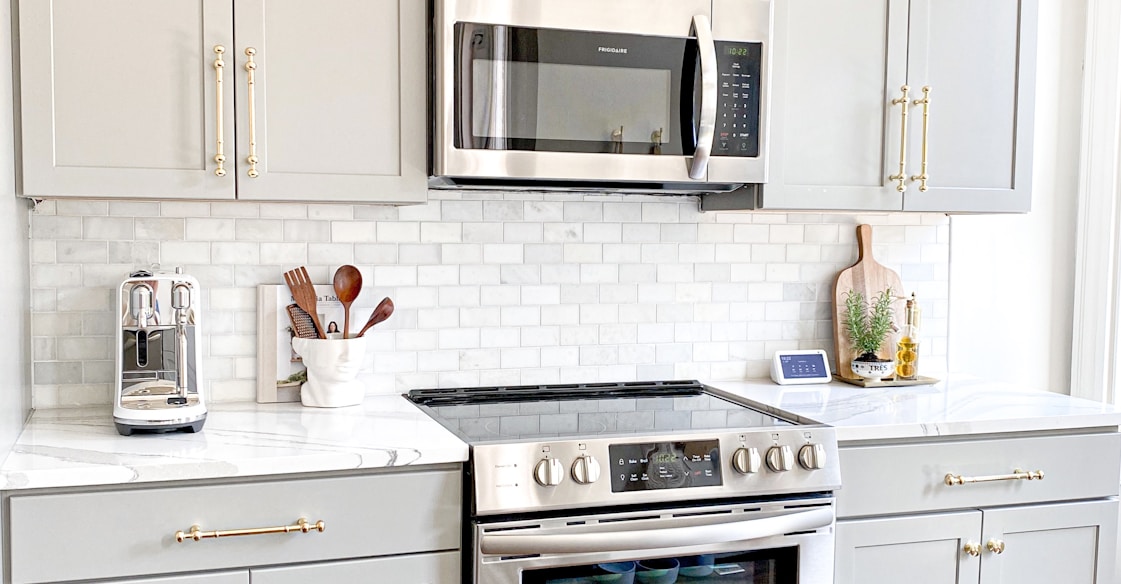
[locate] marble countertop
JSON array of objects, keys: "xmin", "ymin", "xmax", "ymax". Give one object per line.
[
  {"xmin": 707, "ymin": 375, "xmax": 1121, "ymax": 442},
  {"xmin": 4, "ymin": 375, "xmax": 1120, "ymax": 492},
  {"xmin": 0, "ymin": 395, "xmax": 468, "ymax": 491}
]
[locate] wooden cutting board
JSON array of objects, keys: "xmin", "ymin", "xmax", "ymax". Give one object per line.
[{"xmin": 832, "ymin": 225, "xmax": 904, "ymax": 380}]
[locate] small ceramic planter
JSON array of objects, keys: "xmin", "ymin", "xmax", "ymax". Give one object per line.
[
  {"xmin": 850, "ymin": 358, "xmax": 895, "ymax": 382},
  {"xmin": 291, "ymin": 336, "xmax": 368, "ymax": 407}
]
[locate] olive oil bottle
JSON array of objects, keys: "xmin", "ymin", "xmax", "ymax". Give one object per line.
[{"xmin": 895, "ymin": 293, "xmax": 921, "ymax": 380}]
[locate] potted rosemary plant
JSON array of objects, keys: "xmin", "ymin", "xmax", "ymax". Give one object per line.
[{"xmin": 842, "ymin": 287, "xmax": 896, "ymax": 381}]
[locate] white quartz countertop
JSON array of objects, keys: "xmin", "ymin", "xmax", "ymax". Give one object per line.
[
  {"xmin": 5, "ymin": 376, "xmax": 1121, "ymax": 492},
  {"xmin": 706, "ymin": 375, "xmax": 1121, "ymax": 442},
  {"xmin": 0, "ymin": 395, "xmax": 468, "ymax": 491}
]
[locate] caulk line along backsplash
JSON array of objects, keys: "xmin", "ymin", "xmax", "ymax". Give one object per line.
[{"xmin": 28, "ymin": 192, "xmax": 949, "ymax": 408}]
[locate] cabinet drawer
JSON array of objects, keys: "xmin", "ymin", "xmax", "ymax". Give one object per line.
[
  {"xmin": 837, "ymin": 433, "xmax": 1120, "ymax": 518},
  {"xmin": 9, "ymin": 469, "xmax": 461, "ymax": 584},
  {"xmin": 253, "ymin": 550, "xmax": 459, "ymax": 584}
]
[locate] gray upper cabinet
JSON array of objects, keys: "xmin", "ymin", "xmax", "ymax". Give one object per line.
[
  {"xmin": 232, "ymin": 0, "xmax": 426, "ymax": 203},
  {"xmin": 740, "ymin": 0, "xmax": 1036, "ymax": 213},
  {"xmin": 17, "ymin": 0, "xmax": 235, "ymax": 199},
  {"xmin": 16, "ymin": 0, "xmax": 427, "ymax": 204}
]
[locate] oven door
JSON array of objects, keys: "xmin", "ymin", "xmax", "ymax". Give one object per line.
[{"xmin": 474, "ymin": 497, "xmax": 834, "ymax": 584}]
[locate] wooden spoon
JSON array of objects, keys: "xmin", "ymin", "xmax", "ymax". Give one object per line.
[
  {"xmin": 356, "ymin": 297, "xmax": 394, "ymax": 338},
  {"xmin": 332, "ymin": 265, "xmax": 362, "ymax": 339}
]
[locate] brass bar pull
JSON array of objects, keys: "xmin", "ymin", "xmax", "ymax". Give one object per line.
[
  {"xmin": 888, "ymin": 85, "xmax": 910, "ymax": 192},
  {"xmin": 244, "ymin": 47, "xmax": 259, "ymax": 178},
  {"xmin": 175, "ymin": 517, "xmax": 324, "ymax": 543},
  {"xmin": 910, "ymin": 86, "xmax": 931, "ymax": 191},
  {"xmin": 944, "ymin": 468, "xmax": 1044, "ymax": 486},
  {"xmin": 986, "ymin": 538, "xmax": 1006, "ymax": 554},
  {"xmin": 963, "ymin": 542, "xmax": 981, "ymax": 557},
  {"xmin": 212, "ymin": 46, "xmax": 227, "ymax": 177}
]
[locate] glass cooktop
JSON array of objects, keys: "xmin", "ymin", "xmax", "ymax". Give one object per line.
[{"xmin": 406, "ymin": 380, "xmax": 794, "ymax": 443}]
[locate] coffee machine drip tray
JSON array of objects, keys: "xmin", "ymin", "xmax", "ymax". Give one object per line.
[{"xmin": 119, "ymin": 380, "xmax": 201, "ymax": 410}]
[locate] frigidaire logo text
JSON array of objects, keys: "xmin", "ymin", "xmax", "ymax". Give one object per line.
[{"xmin": 597, "ymin": 46, "xmax": 628, "ymax": 54}]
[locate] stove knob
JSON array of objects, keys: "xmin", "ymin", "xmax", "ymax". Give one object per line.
[
  {"xmin": 731, "ymin": 447, "xmax": 762, "ymax": 474},
  {"xmin": 534, "ymin": 457, "xmax": 565, "ymax": 487},
  {"xmin": 798, "ymin": 443, "xmax": 828, "ymax": 470},
  {"xmin": 571, "ymin": 455, "xmax": 601, "ymax": 485},
  {"xmin": 765, "ymin": 445, "xmax": 794, "ymax": 472}
]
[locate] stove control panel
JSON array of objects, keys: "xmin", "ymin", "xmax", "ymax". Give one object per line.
[{"xmin": 471, "ymin": 429, "xmax": 841, "ymax": 516}]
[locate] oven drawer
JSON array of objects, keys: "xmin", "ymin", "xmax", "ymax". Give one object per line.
[
  {"xmin": 8, "ymin": 469, "xmax": 462, "ymax": 584},
  {"xmin": 836, "ymin": 432, "xmax": 1121, "ymax": 518}
]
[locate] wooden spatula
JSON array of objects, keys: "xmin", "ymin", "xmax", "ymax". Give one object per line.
[
  {"xmin": 283, "ymin": 266, "xmax": 326, "ymax": 339},
  {"xmin": 832, "ymin": 225, "xmax": 904, "ymax": 380}
]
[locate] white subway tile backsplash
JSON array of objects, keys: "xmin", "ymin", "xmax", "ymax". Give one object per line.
[{"xmin": 28, "ymin": 196, "xmax": 948, "ymax": 404}]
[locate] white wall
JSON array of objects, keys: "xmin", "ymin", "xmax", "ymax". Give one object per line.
[
  {"xmin": 0, "ymin": 0, "xmax": 32, "ymax": 451},
  {"xmin": 949, "ymin": 0, "xmax": 1086, "ymax": 393}
]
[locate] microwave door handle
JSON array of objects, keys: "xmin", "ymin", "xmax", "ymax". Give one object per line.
[
  {"xmin": 689, "ymin": 14, "xmax": 718, "ymax": 180},
  {"xmin": 479, "ymin": 506, "xmax": 832, "ymax": 556}
]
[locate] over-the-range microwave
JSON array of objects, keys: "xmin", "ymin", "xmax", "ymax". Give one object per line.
[{"xmin": 429, "ymin": 0, "xmax": 772, "ymax": 194}]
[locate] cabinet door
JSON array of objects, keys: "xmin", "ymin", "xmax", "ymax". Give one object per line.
[
  {"xmin": 902, "ymin": 0, "xmax": 1037, "ymax": 212},
  {"xmin": 17, "ymin": 0, "xmax": 236, "ymax": 199},
  {"xmin": 979, "ymin": 500, "xmax": 1117, "ymax": 584},
  {"xmin": 835, "ymin": 511, "xmax": 982, "ymax": 584},
  {"xmin": 233, "ymin": 0, "xmax": 426, "ymax": 203},
  {"xmin": 758, "ymin": 0, "xmax": 908, "ymax": 211},
  {"xmin": 106, "ymin": 572, "xmax": 248, "ymax": 584},
  {"xmin": 252, "ymin": 551, "xmax": 459, "ymax": 584}
]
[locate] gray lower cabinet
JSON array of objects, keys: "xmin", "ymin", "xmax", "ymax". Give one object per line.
[
  {"xmin": 836, "ymin": 500, "xmax": 1118, "ymax": 584},
  {"xmin": 708, "ymin": 0, "xmax": 1037, "ymax": 213},
  {"xmin": 3, "ymin": 467, "xmax": 462, "ymax": 584},
  {"xmin": 834, "ymin": 432, "xmax": 1120, "ymax": 584},
  {"xmin": 16, "ymin": 0, "xmax": 426, "ymax": 204}
]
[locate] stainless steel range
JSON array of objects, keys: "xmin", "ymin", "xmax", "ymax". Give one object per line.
[{"xmin": 408, "ymin": 380, "xmax": 840, "ymax": 584}]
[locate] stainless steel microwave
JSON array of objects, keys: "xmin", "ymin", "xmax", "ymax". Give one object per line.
[{"xmin": 429, "ymin": 0, "xmax": 772, "ymax": 193}]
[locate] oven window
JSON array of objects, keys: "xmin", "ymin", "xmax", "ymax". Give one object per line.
[
  {"xmin": 522, "ymin": 548, "xmax": 797, "ymax": 584},
  {"xmin": 455, "ymin": 23, "xmax": 696, "ymax": 155}
]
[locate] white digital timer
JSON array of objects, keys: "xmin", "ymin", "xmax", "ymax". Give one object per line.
[{"xmin": 770, "ymin": 349, "xmax": 832, "ymax": 385}]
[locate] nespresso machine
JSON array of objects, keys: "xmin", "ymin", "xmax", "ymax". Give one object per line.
[{"xmin": 114, "ymin": 268, "xmax": 206, "ymax": 435}]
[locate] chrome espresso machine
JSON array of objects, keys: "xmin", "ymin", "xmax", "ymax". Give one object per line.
[{"xmin": 114, "ymin": 268, "xmax": 207, "ymax": 436}]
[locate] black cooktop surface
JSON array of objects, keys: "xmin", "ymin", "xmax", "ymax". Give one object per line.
[{"xmin": 406, "ymin": 380, "xmax": 794, "ymax": 443}]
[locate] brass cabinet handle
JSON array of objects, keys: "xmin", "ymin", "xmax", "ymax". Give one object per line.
[
  {"xmin": 986, "ymin": 538, "xmax": 1006, "ymax": 555},
  {"xmin": 944, "ymin": 468, "xmax": 1044, "ymax": 486},
  {"xmin": 212, "ymin": 46, "xmax": 227, "ymax": 177},
  {"xmin": 910, "ymin": 86, "xmax": 931, "ymax": 191},
  {"xmin": 888, "ymin": 85, "xmax": 910, "ymax": 192},
  {"xmin": 175, "ymin": 517, "xmax": 324, "ymax": 543},
  {"xmin": 963, "ymin": 542, "xmax": 981, "ymax": 557},
  {"xmin": 244, "ymin": 47, "xmax": 260, "ymax": 178}
]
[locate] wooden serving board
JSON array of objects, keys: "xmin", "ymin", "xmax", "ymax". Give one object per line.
[
  {"xmin": 832, "ymin": 225, "xmax": 904, "ymax": 381},
  {"xmin": 833, "ymin": 374, "xmax": 940, "ymax": 388}
]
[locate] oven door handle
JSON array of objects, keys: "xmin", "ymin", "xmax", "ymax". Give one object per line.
[
  {"xmin": 479, "ymin": 506, "xmax": 832, "ymax": 556},
  {"xmin": 688, "ymin": 14, "xmax": 718, "ymax": 180}
]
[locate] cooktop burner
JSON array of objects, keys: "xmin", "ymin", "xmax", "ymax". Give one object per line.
[{"xmin": 407, "ymin": 380, "xmax": 793, "ymax": 442}]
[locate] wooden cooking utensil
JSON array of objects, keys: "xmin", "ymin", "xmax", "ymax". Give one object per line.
[
  {"xmin": 832, "ymin": 225, "xmax": 904, "ymax": 380},
  {"xmin": 283, "ymin": 266, "xmax": 326, "ymax": 339},
  {"xmin": 355, "ymin": 297, "xmax": 394, "ymax": 338},
  {"xmin": 332, "ymin": 265, "xmax": 362, "ymax": 339}
]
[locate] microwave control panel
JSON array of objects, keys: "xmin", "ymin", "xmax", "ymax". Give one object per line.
[{"xmin": 713, "ymin": 41, "xmax": 762, "ymax": 158}]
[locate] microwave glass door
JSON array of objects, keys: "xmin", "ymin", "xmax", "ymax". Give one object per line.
[
  {"xmin": 455, "ymin": 23, "xmax": 698, "ymax": 156},
  {"xmin": 522, "ymin": 547, "xmax": 797, "ymax": 583}
]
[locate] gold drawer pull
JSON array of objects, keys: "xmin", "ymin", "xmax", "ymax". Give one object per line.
[
  {"xmin": 909, "ymin": 86, "xmax": 931, "ymax": 191},
  {"xmin": 944, "ymin": 468, "xmax": 1044, "ymax": 486},
  {"xmin": 175, "ymin": 517, "xmax": 325, "ymax": 542},
  {"xmin": 963, "ymin": 542, "xmax": 981, "ymax": 557},
  {"xmin": 244, "ymin": 47, "xmax": 260, "ymax": 178},
  {"xmin": 212, "ymin": 45, "xmax": 227, "ymax": 177},
  {"xmin": 986, "ymin": 538, "xmax": 1006, "ymax": 555},
  {"xmin": 888, "ymin": 85, "xmax": 910, "ymax": 192}
]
